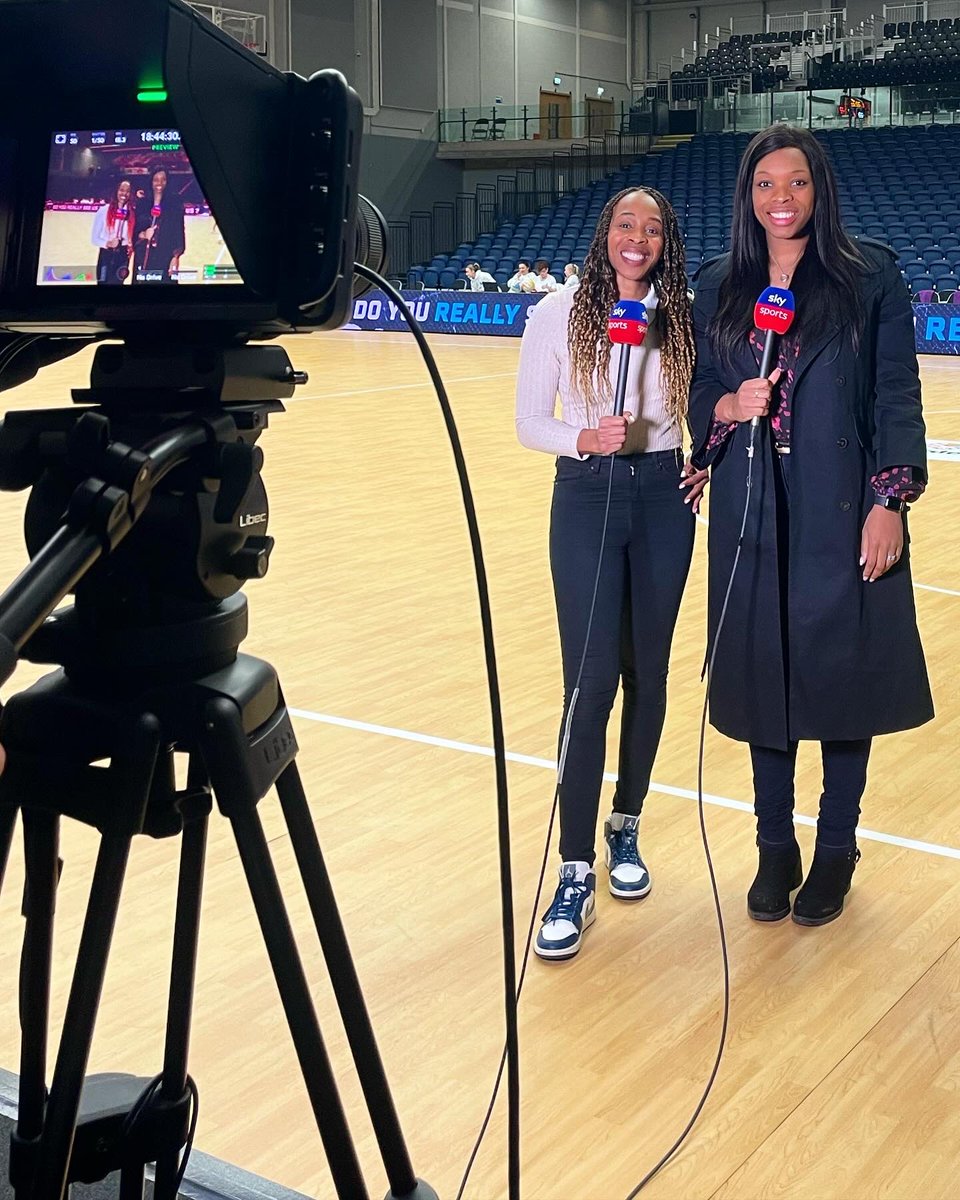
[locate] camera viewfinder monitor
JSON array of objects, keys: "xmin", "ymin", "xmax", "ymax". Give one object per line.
[{"xmin": 38, "ymin": 128, "xmax": 243, "ymax": 289}]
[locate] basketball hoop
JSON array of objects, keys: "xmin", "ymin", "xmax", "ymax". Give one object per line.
[{"xmin": 188, "ymin": 2, "xmax": 268, "ymax": 58}]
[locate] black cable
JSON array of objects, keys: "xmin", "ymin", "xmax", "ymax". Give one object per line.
[
  {"xmin": 119, "ymin": 1071, "xmax": 199, "ymax": 1194},
  {"xmin": 175, "ymin": 1075, "xmax": 200, "ymax": 1192},
  {"xmin": 352, "ymin": 264, "xmax": 520, "ymax": 1200},
  {"xmin": 456, "ymin": 453, "xmax": 618, "ymax": 1200},
  {"xmin": 347, "ymin": 273, "xmax": 756, "ymax": 1194},
  {"xmin": 0, "ymin": 333, "xmax": 43, "ymax": 382},
  {"xmin": 622, "ymin": 423, "xmax": 758, "ymax": 1197}
]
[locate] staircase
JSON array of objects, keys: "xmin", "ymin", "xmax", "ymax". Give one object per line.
[{"xmin": 649, "ymin": 133, "xmax": 696, "ymax": 155}]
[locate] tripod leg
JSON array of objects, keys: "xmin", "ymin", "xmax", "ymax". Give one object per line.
[
  {"xmin": 31, "ymin": 832, "xmax": 132, "ymax": 1200},
  {"xmin": 202, "ymin": 698, "xmax": 369, "ymax": 1200},
  {"xmin": 11, "ymin": 809, "xmax": 60, "ymax": 1199},
  {"xmin": 276, "ymin": 762, "xmax": 421, "ymax": 1200},
  {"xmin": 1, "ymin": 804, "xmax": 16, "ymax": 895},
  {"xmin": 153, "ymin": 793, "xmax": 209, "ymax": 1200}
]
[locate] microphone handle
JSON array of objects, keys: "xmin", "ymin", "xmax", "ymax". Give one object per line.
[
  {"xmin": 752, "ymin": 330, "xmax": 779, "ymax": 429},
  {"xmin": 612, "ymin": 343, "xmax": 631, "ymax": 417}
]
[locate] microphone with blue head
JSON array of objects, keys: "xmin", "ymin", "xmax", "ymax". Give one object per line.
[
  {"xmin": 752, "ymin": 286, "xmax": 796, "ymax": 428},
  {"xmin": 607, "ymin": 299, "xmax": 649, "ymax": 417}
]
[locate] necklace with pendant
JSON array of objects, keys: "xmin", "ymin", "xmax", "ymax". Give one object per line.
[{"xmin": 770, "ymin": 249, "xmax": 801, "ymax": 284}]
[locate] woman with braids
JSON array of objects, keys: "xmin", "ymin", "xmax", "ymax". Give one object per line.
[
  {"xmin": 516, "ymin": 186, "xmax": 705, "ymax": 961},
  {"xmin": 91, "ymin": 179, "xmax": 135, "ymax": 285},
  {"xmin": 689, "ymin": 126, "xmax": 932, "ymax": 927}
]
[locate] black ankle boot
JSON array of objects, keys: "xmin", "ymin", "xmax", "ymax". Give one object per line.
[
  {"xmin": 792, "ymin": 843, "xmax": 861, "ymax": 926},
  {"xmin": 747, "ymin": 837, "xmax": 803, "ymax": 922}
]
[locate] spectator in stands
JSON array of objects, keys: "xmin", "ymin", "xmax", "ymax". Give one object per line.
[
  {"xmin": 516, "ymin": 186, "xmax": 707, "ymax": 961},
  {"xmin": 91, "ymin": 178, "xmax": 135, "ymax": 285},
  {"xmin": 533, "ymin": 259, "xmax": 559, "ymax": 292},
  {"xmin": 507, "ymin": 259, "xmax": 537, "ymax": 293},
  {"xmin": 465, "ymin": 262, "xmax": 497, "ymax": 290},
  {"xmin": 563, "ymin": 263, "xmax": 580, "ymax": 289},
  {"xmin": 690, "ymin": 124, "xmax": 932, "ymax": 928}
]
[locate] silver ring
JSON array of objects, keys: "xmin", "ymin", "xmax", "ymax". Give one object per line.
[{"xmin": 886, "ymin": 553, "xmax": 898, "ymax": 560}]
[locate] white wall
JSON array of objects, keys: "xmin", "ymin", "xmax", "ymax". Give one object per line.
[{"xmin": 440, "ymin": 0, "xmax": 632, "ymax": 112}]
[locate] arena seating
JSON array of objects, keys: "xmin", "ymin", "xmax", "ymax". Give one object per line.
[
  {"xmin": 818, "ymin": 18, "xmax": 960, "ymax": 87},
  {"xmin": 409, "ymin": 125, "xmax": 960, "ymax": 301}
]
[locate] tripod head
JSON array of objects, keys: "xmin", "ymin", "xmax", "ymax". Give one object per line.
[{"xmin": 0, "ymin": 341, "xmax": 303, "ymax": 688}]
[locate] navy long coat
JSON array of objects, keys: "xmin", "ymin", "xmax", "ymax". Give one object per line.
[{"xmin": 690, "ymin": 242, "xmax": 934, "ymax": 750}]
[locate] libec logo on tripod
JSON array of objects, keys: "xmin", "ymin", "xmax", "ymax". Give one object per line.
[
  {"xmin": 239, "ymin": 511, "xmax": 267, "ymax": 528},
  {"xmin": 262, "ymin": 726, "xmax": 297, "ymax": 766}
]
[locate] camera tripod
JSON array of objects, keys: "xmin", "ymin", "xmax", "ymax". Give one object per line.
[{"xmin": 0, "ymin": 341, "xmax": 437, "ymax": 1200}]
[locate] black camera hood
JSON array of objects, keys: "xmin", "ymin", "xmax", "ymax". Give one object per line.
[{"xmin": 0, "ymin": 0, "xmax": 363, "ymax": 337}]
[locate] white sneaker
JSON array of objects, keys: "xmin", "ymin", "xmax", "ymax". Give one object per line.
[
  {"xmin": 603, "ymin": 813, "xmax": 652, "ymax": 900},
  {"xmin": 534, "ymin": 862, "xmax": 596, "ymax": 960}
]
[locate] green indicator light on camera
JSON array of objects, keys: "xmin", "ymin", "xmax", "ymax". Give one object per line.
[{"xmin": 137, "ymin": 89, "xmax": 168, "ymax": 103}]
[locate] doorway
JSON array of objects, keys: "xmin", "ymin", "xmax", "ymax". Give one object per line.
[
  {"xmin": 539, "ymin": 88, "xmax": 573, "ymax": 139},
  {"xmin": 585, "ymin": 96, "xmax": 615, "ymax": 137}
]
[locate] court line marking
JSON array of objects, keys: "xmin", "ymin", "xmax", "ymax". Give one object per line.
[
  {"xmin": 287, "ymin": 708, "xmax": 960, "ymax": 862},
  {"xmin": 915, "ymin": 582, "xmax": 960, "ymax": 596}
]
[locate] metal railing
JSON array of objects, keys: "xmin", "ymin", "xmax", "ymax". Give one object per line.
[
  {"xmin": 438, "ymin": 102, "xmax": 629, "ymax": 143},
  {"xmin": 883, "ymin": 1, "xmax": 960, "ymax": 21},
  {"xmin": 766, "ymin": 9, "xmax": 847, "ymax": 34},
  {"xmin": 692, "ymin": 86, "xmax": 960, "ymax": 133}
]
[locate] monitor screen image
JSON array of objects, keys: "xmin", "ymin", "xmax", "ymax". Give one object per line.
[{"xmin": 36, "ymin": 128, "xmax": 243, "ymax": 286}]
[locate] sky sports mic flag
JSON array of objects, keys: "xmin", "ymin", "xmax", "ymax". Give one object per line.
[
  {"xmin": 753, "ymin": 286, "xmax": 796, "ymax": 379},
  {"xmin": 607, "ymin": 299, "xmax": 648, "ymax": 346},
  {"xmin": 608, "ymin": 299, "xmax": 648, "ymax": 416}
]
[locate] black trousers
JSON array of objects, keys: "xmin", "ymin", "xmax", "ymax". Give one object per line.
[
  {"xmin": 750, "ymin": 739, "xmax": 871, "ymax": 849},
  {"xmin": 550, "ymin": 449, "xmax": 695, "ymax": 865},
  {"xmin": 748, "ymin": 453, "xmax": 871, "ymax": 850}
]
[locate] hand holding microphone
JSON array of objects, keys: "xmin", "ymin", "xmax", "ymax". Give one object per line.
[
  {"xmin": 716, "ymin": 371, "xmax": 783, "ymax": 424},
  {"xmin": 577, "ymin": 299, "xmax": 649, "ymax": 456},
  {"xmin": 715, "ymin": 286, "xmax": 796, "ymax": 427}
]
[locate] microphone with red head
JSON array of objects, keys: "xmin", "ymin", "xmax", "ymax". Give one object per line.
[
  {"xmin": 607, "ymin": 299, "xmax": 649, "ymax": 417},
  {"xmin": 752, "ymin": 286, "xmax": 796, "ymax": 428}
]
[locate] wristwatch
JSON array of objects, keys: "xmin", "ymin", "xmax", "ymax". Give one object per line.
[{"xmin": 875, "ymin": 495, "xmax": 908, "ymax": 513}]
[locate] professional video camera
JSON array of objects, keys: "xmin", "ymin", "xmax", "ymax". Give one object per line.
[
  {"xmin": 0, "ymin": 0, "xmax": 385, "ymax": 336},
  {"xmin": 0, "ymin": 3, "xmax": 432, "ymax": 1199}
]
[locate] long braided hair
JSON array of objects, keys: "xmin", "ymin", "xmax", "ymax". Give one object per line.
[{"xmin": 568, "ymin": 186, "xmax": 694, "ymax": 428}]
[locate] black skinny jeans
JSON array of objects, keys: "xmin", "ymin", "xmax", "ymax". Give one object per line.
[
  {"xmin": 750, "ymin": 739, "xmax": 871, "ymax": 849},
  {"xmin": 749, "ymin": 453, "xmax": 871, "ymax": 850},
  {"xmin": 550, "ymin": 448, "xmax": 695, "ymax": 865}
]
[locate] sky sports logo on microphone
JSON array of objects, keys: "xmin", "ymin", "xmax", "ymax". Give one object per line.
[
  {"xmin": 607, "ymin": 299, "xmax": 648, "ymax": 346},
  {"xmin": 753, "ymin": 287, "xmax": 796, "ymax": 335}
]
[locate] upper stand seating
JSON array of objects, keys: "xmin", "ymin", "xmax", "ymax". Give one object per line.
[{"xmin": 408, "ymin": 126, "xmax": 960, "ymax": 301}]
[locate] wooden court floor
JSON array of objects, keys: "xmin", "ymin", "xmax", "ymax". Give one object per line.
[{"xmin": 0, "ymin": 332, "xmax": 958, "ymax": 1199}]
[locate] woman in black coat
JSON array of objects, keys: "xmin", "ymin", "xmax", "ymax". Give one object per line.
[
  {"xmin": 132, "ymin": 166, "xmax": 185, "ymax": 284},
  {"xmin": 690, "ymin": 126, "xmax": 933, "ymax": 926}
]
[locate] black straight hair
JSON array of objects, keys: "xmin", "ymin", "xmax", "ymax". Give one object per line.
[{"xmin": 710, "ymin": 125, "xmax": 866, "ymax": 366}]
